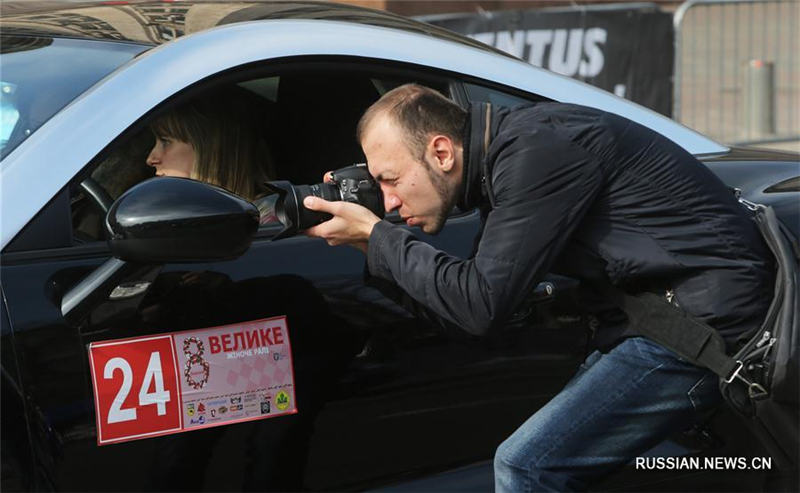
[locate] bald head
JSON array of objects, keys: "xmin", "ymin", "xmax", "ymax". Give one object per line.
[{"xmin": 357, "ymin": 83, "xmax": 467, "ymax": 160}]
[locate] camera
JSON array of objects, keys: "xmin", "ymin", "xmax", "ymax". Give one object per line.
[{"xmin": 256, "ymin": 163, "xmax": 384, "ymax": 240}]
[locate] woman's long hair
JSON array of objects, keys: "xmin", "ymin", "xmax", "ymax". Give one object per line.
[{"xmin": 150, "ymin": 87, "xmax": 275, "ymax": 200}]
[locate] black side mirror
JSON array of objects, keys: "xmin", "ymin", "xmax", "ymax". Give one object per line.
[
  {"xmin": 107, "ymin": 177, "xmax": 259, "ymax": 263},
  {"xmin": 62, "ymin": 177, "xmax": 258, "ymax": 323}
]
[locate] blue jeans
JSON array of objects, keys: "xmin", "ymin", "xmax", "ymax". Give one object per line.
[{"xmin": 494, "ymin": 336, "xmax": 722, "ymax": 492}]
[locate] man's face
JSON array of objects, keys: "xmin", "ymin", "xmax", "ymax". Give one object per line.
[{"xmin": 362, "ymin": 115, "xmax": 459, "ymax": 235}]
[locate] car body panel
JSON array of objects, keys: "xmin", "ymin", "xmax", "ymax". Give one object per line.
[
  {"xmin": 1, "ymin": 205, "xmax": 592, "ymax": 490},
  {"xmin": 702, "ymin": 147, "xmax": 800, "ymax": 237}
]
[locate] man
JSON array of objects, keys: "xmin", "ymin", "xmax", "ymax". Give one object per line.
[{"xmin": 303, "ymin": 84, "xmax": 774, "ymax": 491}]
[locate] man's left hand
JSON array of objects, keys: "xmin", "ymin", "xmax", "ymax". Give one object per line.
[{"xmin": 303, "ymin": 197, "xmax": 381, "ymax": 253}]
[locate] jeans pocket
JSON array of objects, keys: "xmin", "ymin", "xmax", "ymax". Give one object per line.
[{"xmin": 687, "ymin": 373, "xmax": 722, "ymax": 413}]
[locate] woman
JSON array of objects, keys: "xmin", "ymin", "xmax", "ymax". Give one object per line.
[
  {"xmin": 142, "ymin": 90, "xmax": 358, "ymax": 492},
  {"xmin": 146, "ymin": 86, "xmax": 275, "ymax": 201}
]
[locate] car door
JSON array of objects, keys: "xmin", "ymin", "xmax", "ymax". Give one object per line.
[{"xmin": 1, "ymin": 57, "xmax": 591, "ymax": 492}]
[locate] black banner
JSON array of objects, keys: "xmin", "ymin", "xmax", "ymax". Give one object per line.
[{"xmin": 423, "ymin": 5, "xmax": 674, "ymax": 116}]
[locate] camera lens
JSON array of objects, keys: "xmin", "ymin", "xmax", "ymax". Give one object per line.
[
  {"xmin": 260, "ymin": 163, "xmax": 383, "ymax": 241},
  {"xmin": 293, "ymin": 182, "xmax": 340, "ymax": 228}
]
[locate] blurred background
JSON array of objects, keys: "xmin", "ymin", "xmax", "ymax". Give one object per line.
[{"xmin": 3, "ymin": 0, "xmax": 798, "ymax": 152}]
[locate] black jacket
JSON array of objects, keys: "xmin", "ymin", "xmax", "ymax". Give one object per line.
[{"xmin": 366, "ymin": 102, "xmax": 774, "ymax": 349}]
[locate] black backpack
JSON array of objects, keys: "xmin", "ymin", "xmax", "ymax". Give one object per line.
[{"xmin": 603, "ymin": 200, "xmax": 799, "ymax": 468}]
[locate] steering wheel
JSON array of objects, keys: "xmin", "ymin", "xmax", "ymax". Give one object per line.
[{"xmin": 79, "ymin": 177, "xmax": 114, "ymax": 217}]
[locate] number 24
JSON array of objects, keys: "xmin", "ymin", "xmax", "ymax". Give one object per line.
[{"xmin": 104, "ymin": 352, "xmax": 171, "ymax": 424}]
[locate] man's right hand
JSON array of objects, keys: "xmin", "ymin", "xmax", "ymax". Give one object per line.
[{"xmin": 303, "ymin": 196, "xmax": 378, "ymax": 252}]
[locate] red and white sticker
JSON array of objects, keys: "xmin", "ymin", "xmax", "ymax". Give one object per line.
[{"xmin": 88, "ymin": 316, "xmax": 297, "ymax": 446}]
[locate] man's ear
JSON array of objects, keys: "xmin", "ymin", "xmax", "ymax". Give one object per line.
[{"xmin": 429, "ymin": 135, "xmax": 456, "ymax": 172}]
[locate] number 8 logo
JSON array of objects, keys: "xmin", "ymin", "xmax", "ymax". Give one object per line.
[{"xmin": 183, "ymin": 337, "xmax": 210, "ymax": 389}]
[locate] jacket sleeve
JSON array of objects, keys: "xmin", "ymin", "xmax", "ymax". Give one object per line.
[{"xmin": 366, "ymin": 128, "xmax": 604, "ymax": 335}]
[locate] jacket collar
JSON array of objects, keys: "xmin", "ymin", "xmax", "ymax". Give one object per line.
[{"xmin": 458, "ymin": 102, "xmax": 495, "ymax": 211}]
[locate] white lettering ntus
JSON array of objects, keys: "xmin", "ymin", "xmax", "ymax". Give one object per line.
[{"xmin": 470, "ymin": 28, "xmax": 607, "ymax": 78}]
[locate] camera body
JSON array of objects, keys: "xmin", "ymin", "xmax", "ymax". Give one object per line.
[
  {"xmin": 329, "ymin": 163, "xmax": 385, "ymax": 213},
  {"xmin": 259, "ymin": 163, "xmax": 384, "ymax": 239}
]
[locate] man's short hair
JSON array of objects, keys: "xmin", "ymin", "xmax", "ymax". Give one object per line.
[{"xmin": 357, "ymin": 83, "xmax": 467, "ymax": 160}]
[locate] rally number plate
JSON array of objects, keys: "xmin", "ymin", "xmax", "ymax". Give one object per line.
[{"xmin": 88, "ymin": 316, "xmax": 297, "ymax": 445}]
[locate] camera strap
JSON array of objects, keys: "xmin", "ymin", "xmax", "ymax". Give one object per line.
[{"xmin": 479, "ymin": 103, "xmax": 497, "ymax": 208}]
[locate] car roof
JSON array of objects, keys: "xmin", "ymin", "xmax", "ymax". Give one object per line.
[
  {"xmin": 1, "ymin": 0, "xmax": 727, "ymax": 160},
  {"xmin": 0, "ymin": 0, "xmax": 513, "ymax": 57},
  {"xmin": 1, "ymin": 2, "xmax": 730, "ymax": 250}
]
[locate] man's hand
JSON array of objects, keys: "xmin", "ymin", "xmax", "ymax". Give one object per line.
[{"xmin": 303, "ymin": 197, "xmax": 381, "ymax": 253}]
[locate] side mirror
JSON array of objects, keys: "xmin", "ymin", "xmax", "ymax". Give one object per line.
[
  {"xmin": 107, "ymin": 177, "xmax": 259, "ymax": 263},
  {"xmin": 62, "ymin": 177, "xmax": 259, "ymax": 322}
]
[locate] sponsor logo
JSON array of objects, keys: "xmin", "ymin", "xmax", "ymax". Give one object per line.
[
  {"xmin": 207, "ymin": 399, "xmax": 227, "ymax": 407},
  {"xmin": 260, "ymin": 401, "xmax": 271, "ymax": 414},
  {"xmin": 244, "ymin": 395, "xmax": 259, "ymax": 413},
  {"xmin": 186, "ymin": 403, "xmax": 195, "ymax": 417},
  {"xmin": 219, "ymin": 406, "xmax": 228, "ymax": 414},
  {"xmin": 189, "ymin": 416, "xmax": 206, "ymax": 425},
  {"xmin": 210, "ymin": 409, "xmax": 217, "ymax": 418},
  {"xmin": 230, "ymin": 396, "xmax": 242, "ymax": 405},
  {"xmin": 469, "ymin": 28, "xmax": 608, "ymax": 78},
  {"xmin": 230, "ymin": 404, "xmax": 243, "ymax": 412},
  {"xmin": 275, "ymin": 390, "xmax": 291, "ymax": 411},
  {"xmin": 197, "ymin": 403, "xmax": 206, "ymax": 414}
]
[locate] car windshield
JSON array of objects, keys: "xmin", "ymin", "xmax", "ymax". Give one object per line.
[{"xmin": 0, "ymin": 35, "xmax": 149, "ymax": 160}]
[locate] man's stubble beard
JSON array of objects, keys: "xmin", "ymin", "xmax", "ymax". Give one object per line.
[{"xmin": 423, "ymin": 158, "xmax": 459, "ymax": 235}]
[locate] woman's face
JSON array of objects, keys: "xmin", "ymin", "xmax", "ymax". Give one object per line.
[{"xmin": 146, "ymin": 135, "xmax": 196, "ymax": 178}]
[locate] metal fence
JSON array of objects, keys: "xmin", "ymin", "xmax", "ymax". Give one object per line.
[{"xmin": 674, "ymin": 0, "xmax": 800, "ymax": 145}]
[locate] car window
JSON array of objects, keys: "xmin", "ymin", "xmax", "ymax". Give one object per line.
[
  {"xmin": 0, "ymin": 36, "xmax": 149, "ymax": 160},
  {"xmin": 238, "ymin": 76, "xmax": 279, "ymax": 102},
  {"xmin": 0, "ymin": 82, "xmax": 20, "ymax": 147},
  {"xmin": 464, "ymin": 81, "xmax": 543, "ymax": 108},
  {"xmin": 68, "ymin": 66, "xmax": 454, "ymax": 243}
]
